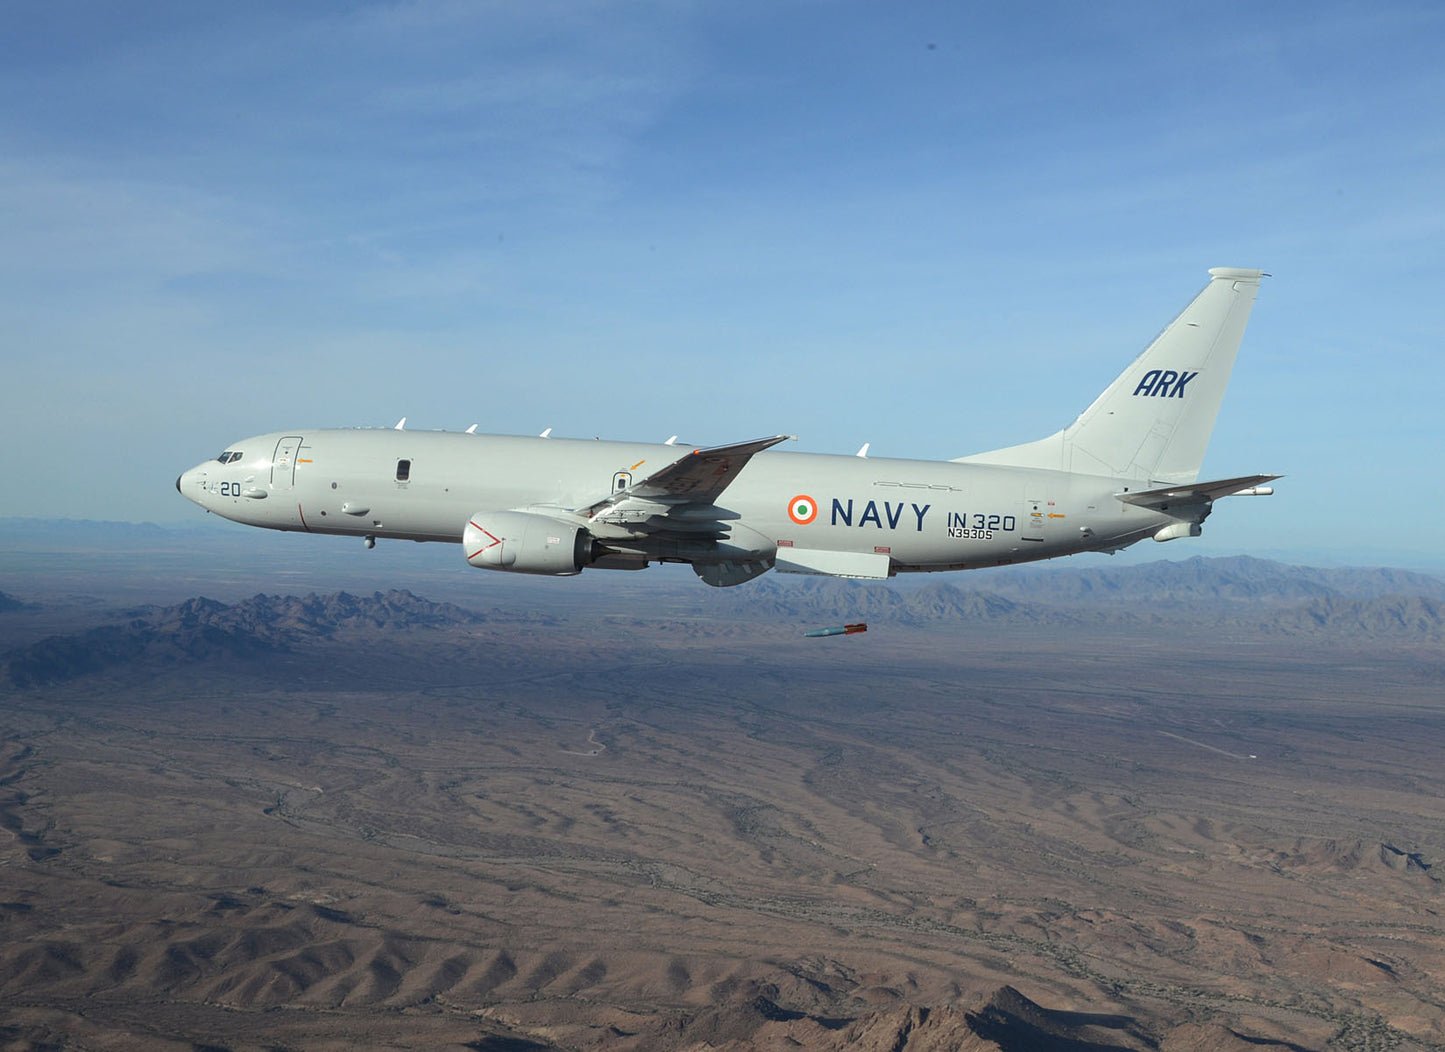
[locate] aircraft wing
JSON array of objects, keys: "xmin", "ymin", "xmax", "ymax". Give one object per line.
[
  {"xmin": 578, "ymin": 435, "xmax": 795, "ymax": 532},
  {"xmin": 1116, "ymin": 474, "xmax": 1282, "ymax": 509}
]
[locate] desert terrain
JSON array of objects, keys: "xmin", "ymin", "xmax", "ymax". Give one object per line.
[{"xmin": 1, "ymin": 523, "xmax": 1442, "ymax": 1050}]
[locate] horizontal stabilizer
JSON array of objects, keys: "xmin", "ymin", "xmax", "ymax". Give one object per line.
[{"xmin": 1116, "ymin": 474, "xmax": 1282, "ymax": 509}]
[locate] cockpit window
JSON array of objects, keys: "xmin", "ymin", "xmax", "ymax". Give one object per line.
[
  {"xmin": 216, "ymin": 451, "xmax": 243, "ymax": 464},
  {"xmin": 228, "ymin": 451, "xmax": 244, "ymax": 463}
]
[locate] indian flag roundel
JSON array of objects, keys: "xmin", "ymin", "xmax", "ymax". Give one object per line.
[{"xmin": 787, "ymin": 494, "xmax": 818, "ymax": 525}]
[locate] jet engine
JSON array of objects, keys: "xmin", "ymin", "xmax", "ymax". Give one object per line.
[{"xmin": 464, "ymin": 511, "xmax": 592, "ymax": 576}]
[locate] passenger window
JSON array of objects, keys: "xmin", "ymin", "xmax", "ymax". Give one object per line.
[{"xmin": 396, "ymin": 459, "xmax": 411, "ymax": 482}]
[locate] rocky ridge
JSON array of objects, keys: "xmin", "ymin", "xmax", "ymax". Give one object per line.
[
  {"xmin": 4, "ymin": 559, "xmax": 1443, "ymax": 690},
  {"xmin": 2, "ymin": 589, "xmax": 485, "ymax": 688}
]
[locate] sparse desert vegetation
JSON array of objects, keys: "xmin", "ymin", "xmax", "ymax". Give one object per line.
[{"xmin": 1, "ymin": 533, "xmax": 1442, "ymax": 1050}]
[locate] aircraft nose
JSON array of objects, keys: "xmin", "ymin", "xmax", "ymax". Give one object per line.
[{"xmin": 176, "ymin": 464, "xmax": 208, "ymax": 507}]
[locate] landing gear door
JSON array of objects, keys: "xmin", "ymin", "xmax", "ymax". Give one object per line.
[{"xmin": 271, "ymin": 436, "xmax": 304, "ymax": 489}]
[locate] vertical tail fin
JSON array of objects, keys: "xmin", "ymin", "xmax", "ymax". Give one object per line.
[{"xmin": 955, "ymin": 267, "xmax": 1265, "ymax": 484}]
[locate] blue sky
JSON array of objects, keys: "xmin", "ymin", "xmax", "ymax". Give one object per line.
[{"xmin": 3, "ymin": 1, "xmax": 1443, "ymax": 568}]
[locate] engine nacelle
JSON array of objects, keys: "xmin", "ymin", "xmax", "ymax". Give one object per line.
[
  {"xmin": 464, "ymin": 511, "xmax": 590, "ymax": 576},
  {"xmin": 1153, "ymin": 521, "xmax": 1203, "ymax": 543}
]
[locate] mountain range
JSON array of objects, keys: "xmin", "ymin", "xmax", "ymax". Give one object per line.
[
  {"xmin": 704, "ymin": 557, "xmax": 1445, "ymax": 636},
  {"xmin": 0, "ymin": 589, "xmax": 484, "ymax": 689},
  {"xmin": 2, "ymin": 556, "xmax": 1442, "ymax": 690}
]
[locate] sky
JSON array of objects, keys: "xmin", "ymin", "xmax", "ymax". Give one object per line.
[{"xmin": 3, "ymin": 1, "xmax": 1443, "ymax": 569}]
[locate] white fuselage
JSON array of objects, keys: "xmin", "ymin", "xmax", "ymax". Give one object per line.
[
  {"xmin": 176, "ymin": 269, "xmax": 1275, "ymax": 584},
  {"xmin": 177, "ymin": 428, "xmax": 1179, "ymax": 575}
]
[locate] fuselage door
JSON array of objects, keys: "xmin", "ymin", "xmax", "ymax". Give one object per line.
[{"xmin": 271, "ymin": 435, "xmax": 304, "ymax": 489}]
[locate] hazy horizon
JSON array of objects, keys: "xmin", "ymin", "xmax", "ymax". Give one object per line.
[{"xmin": 3, "ymin": 3, "xmax": 1444, "ymax": 567}]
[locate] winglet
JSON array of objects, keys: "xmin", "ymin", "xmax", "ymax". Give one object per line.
[
  {"xmin": 579, "ymin": 434, "xmax": 794, "ymax": 519},
  {"xmin": 394, "ymin": 417, "xmax": 407, "ymax": 431}
]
